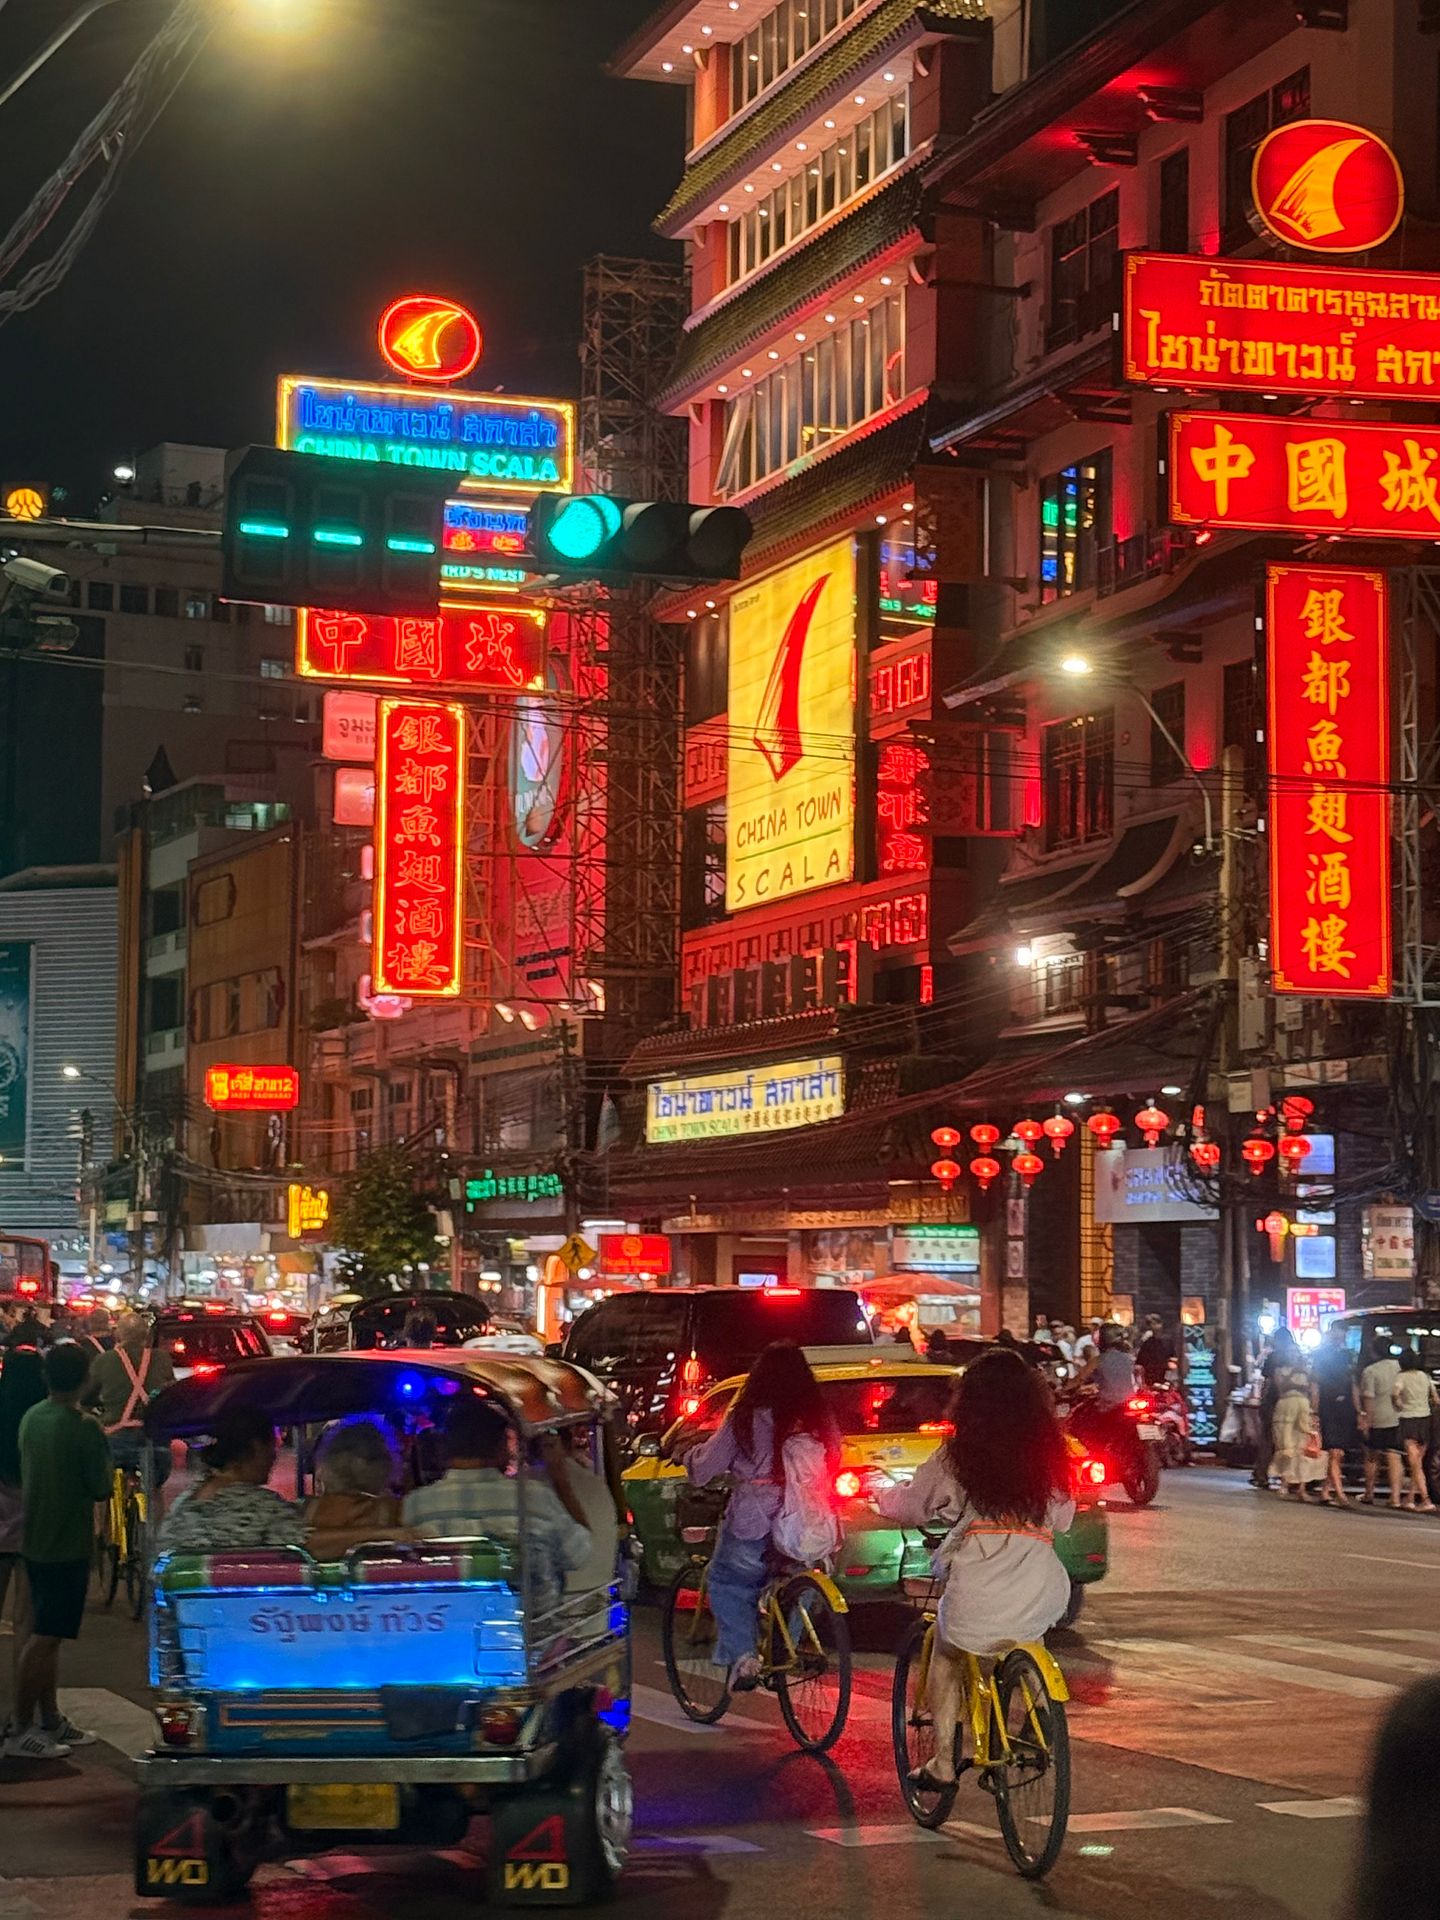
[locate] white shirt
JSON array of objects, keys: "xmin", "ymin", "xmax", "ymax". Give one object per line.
[
  {"xmin": 1361, "ymin": 1357, "xmax": 1402, "ymax": 1427},
  {"xmin": 1394, "ymin": 1370, "xmax": 1436, "ymax": 1420}
]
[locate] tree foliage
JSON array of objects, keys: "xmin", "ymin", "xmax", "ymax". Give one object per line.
[{"xmin": 327, "ymin": 1146, "xmax": 440, "ymax": 1295}]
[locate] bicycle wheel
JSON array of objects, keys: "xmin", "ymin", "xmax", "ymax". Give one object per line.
[
  {"xmin": 775, "ymin": 1573, "xmax": 851, "ymax": 1755},
  {"xmin": 661, "ymin": 1562, "xmax": 731, "ymax": 1724},
  {"xmin": 891, "ymin": 1617, "xmax": 959, "ymax": 1828},
  {"xmin": 93, "ymin": 1518, "xmax": 118, "ymax": 1609},
  {"xmin": 992, "ymin": 1649, "xmax": 1071, "ymax": 1880},
  {"xmin": 124, "ymin": 1493, "xmax": 148, "ymax": 1621}
]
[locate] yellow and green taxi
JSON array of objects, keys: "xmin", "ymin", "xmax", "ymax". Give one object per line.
[{"xmin": 623, "ymin": 1348, "xmax": 1109, "ymax": 1620}]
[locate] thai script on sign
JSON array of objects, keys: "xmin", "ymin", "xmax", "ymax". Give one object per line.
[{"xmin": 647, "ymin": 1056, "xmax": 845, "ymax": 1143}]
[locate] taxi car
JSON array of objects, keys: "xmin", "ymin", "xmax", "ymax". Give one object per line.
[{"xmin": 623, "ymin": 1349, "xmax": 1108, "ymax": 1621}]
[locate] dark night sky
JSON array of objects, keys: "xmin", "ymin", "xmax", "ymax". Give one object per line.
[{"xmin": 0, "ymin": 0, "xmax": 683, "ymax": 507}]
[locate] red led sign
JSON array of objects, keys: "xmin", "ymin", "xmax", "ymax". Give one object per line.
[
  {"xmin": 378, "ymin": 295, "xmax": 483, "ymax": 384},
  {"xmin": 374, "ymin": 698, "xmax": 466, "ymax": 998},
  {"xmin": 597, "ymin": 1232, "xmax": 672, "ymax": 1276},
  {"xmin": 1124, "ymin": 252, "xmax": 1440, "ymax": 403},
  {"xmin": 876, "ymin": 741, "xmax": 929, "ymax": 876},
  {"xmin": 1266, "ymin": 564, "xmax": 1391, "ymax": 999},
  {"xmin": 297, "ymin": 603, "xmax": 545, "ymax": 691},
  {"xmin": 1170, "ymin": 410, "xmax": 1440, "ymax": 538},
  {"xmin": 1252, "ymin": 119, "xmax": 1403, "ymax": 255},
  {"xmin": 204, "ymin": 1064, "xmax": 301, "ymax": 1112}
]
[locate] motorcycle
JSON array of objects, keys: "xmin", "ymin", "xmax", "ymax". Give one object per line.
[
  {"xmin": 1063, "ymin": 1392, "xmax": 1164, "ymax": 1507},
  {"xmin": 1136, "ymin": 1377, "xmax": 1191, "ymax": 1468}
]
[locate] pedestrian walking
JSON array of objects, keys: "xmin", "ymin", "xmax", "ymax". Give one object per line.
[
  {"xmin": 8, "ymin": 1342, "xmax": 111, "ymax": 1759},
  {"xmin": 1271, "ymin": 1352, "xmax": 1324, "ymax": 1501},
  {"xmin": 0, "ymin": 1345, "xmax": 45, "ymax": 1738},
  {"xmin": 1136, "ymin": 1314, "xmax": 1175, "ymax": 1386},
  {"xmin": 1360, "ymin": 1335, "xmax": 1405, "ymax": 1510},
  {"xmin": 1391, "ymin": 1348, "xmax": 1437, "ymax": 1512},
  {"xmin": 1250, "ymin": 1328, "xmax": 1296, "ymax": 1490},
  {"xmin": 1314, "ymin": 1323, "xmax": 1360, "ymax": 1507},
  {"xmin": 4, "ymin": 1305, "xmax": 49, "ymax": 1352}
]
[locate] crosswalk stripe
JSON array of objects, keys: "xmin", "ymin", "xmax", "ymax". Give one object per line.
[
  {"xmin": 639, "ymin": 1834, "xmax": 763, "ymax": 1855},
  {"xmin": 630, "ymin": 1683, "xmax": 730, "ymax": 1735},
  {"xmin": 807, "ymin": 1824, "xmax": 946, "ymax": 1849},
  {"xmin": 1234, "ymin": 1633, "xmax": 1435, "ymax": 1676},
  {"xmin": 1066, "ymin": 1808, "xmax": 1230, "ymax": 1833},
  {"xmin": 1258, "ymin": 1797, "xmax": 1364, "ymax": 1820},
  {"xmin": 58, "ymin": 1688, "xmax": 152, "ymax": 1760},
  {"xmin": 1361, "ymin": 1628, "xmax": 1440, "ymax": 1653},
  {"xmin": 1094, "ymin": 1639, "xmax": 1394, "ymax": 1701}
]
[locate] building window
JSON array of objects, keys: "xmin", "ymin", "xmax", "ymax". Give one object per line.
[
  {"xmin": 154, "ymin": 587, "xmax": 179, "ymax": 617},
  {"xmin": 1158, "ymin": 147, "xmax": 1190, "ymax": 252},
  {"xmin": 731, "ymin": 0, "xmax": 866, "ymax": 111},
  {"xmin": 1039, "ymin": 952, "xmax": 1083, "ymax": 1017},
  {"xmin": 1046, "ymin": 188, "xmax": 1118, "ymax": 351},
  {"xmin": 183, "ymin": 645, "xmax": 204, "ymax": 673},
  {"xmin": 715, "ymin": 292, "xmax": 905, "ymax": 496},
  {"xmin": 183, "ymin": 695, "xmax": 203, "ymax": 714},
  {"xmin": 259, "ymin": 657, "xmax": 287, "ymax": 680},
  {"xmin": 1223, "ymin": 654, "xmax": 1263, "ymax": 782},
  {"xmin": 682, "ymin": 800, "xmax": 728, "ymax": 929},
  {"xmin": 263, "ymin": 604, "xmax": 293, "ymax": 627},
  {"xmin": 118, "ymin": 583, "xmax": 148, "ymax": 614},
  {"xmin": 1038, "ymin": 450, "xmax": 1111, "ymax": 602},
  {"xmin": 184, "ymin": 590, "xmax": 210, "ymax": 619},
  {"xmin": 1148, "ymin": 681, "xmax": 1186, "ymax": 786},
  {"xmin": 86, "ymin": 581, "xmax": 114, "ymax": 611},
  {"xmin": 1224, "ymin": 68, "xmax": 1310, "ymax": 246},
  {"xmin": 725, "ymin": 94, "xmax": 910, "ymax": 284},
  {"xmin": 1042, "ymin": 709, "xmax": 1114, "ymax": 849}
]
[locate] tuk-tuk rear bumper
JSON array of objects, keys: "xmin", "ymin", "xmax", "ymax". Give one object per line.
[{"xmin": 135, "ymin": 1747, "xmax": 556, "ymax": 1789}]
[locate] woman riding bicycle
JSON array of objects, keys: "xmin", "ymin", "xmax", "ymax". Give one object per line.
[
  {"xmin": 876, "ymin": 1347, "xmax": 1075, "ymax": 1791},
  {"xmin": 682, "ymin": 1340, "xmax": 840, "ymax": 1692}
]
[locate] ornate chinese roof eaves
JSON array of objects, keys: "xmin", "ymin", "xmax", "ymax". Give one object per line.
[{"xmin": 656, "ymin": 0, "xmax": 988, "ymax": 236}]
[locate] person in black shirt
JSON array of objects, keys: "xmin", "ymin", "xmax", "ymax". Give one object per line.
[{"xmin": 1136, "ymin": 1316, "xmax": 1174, "ymax": 1387}]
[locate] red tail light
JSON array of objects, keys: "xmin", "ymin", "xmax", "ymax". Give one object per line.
[
  {"xmin": 762, "ymin": 1288, "xmax": 802, "ymax": 1299},
  {"xmin": 918, "ymin": 1421, "xmax": 955, "ymax": 1436},
  {"xmin": 191, "ymin": 1362, "xmax": 221, "ymax": 1377},
  {"xmin": 1079, "ymin": 1456, "xmax": 1106, "ymax": 1489},
  {"xmin": 1126, "ymin": 1396, "xmax": 1151, "ymax": 1414},
  {"xmin": 266, "ymin": 1310, "xmax": 288, "ymax": 1326},
  {"xmin": 16, "ymin": 1278, "xmax": 38, "ymax": 1296},
  {"xmin": 680, "ymin": 1395, "xmax": 701, "ymax": 1417},
  {"xmin": 834, "ymin": 1469, "xmax": 862, "ymax": 1500}
]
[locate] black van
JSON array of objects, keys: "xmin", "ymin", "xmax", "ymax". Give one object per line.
[
  {"xmin": 562, "ymin": 1285, "xmax": 873, "ymax": 1439},
  {"xmin": 310, "ymin": 1289, "xmax": 491, "ymax": 1353}
]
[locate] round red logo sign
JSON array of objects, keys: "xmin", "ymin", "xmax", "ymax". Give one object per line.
[
  {"xmin": 378, "ymin": 295, "xmax": 483, "ymax": 384},
  {"xmin": 1251, "ymin": 118, "xmax": 1404, "ymax": 255}
]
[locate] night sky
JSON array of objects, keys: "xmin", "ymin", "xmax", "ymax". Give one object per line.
[{"xmin": 0, "ymin": 0, "xmax": 682, "ymax": 508}]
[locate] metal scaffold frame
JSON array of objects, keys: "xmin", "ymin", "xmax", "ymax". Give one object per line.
[
  {"xmin": 579, "ymin": 256, "xmax": 690, "ymax": 500},
  {"xmin": 1394, "ymin": 566, "xmax": 1440, "ymax": 1006}
]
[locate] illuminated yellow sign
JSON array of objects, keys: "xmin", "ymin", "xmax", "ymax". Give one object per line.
[
  {"xmin": 287, "ymin": 1183, "xmax": 330, "ymax": 1239},
  {"xmin": 647, "ymin": 1056, "xmax": 845, "ymax": 1144},
  {"xmin": 726, "ymin": 538, "xmax": 856, "ymax": 911},
  {"xmin": 4, "ymin": 487, "xmax": 45, "ymax": 522}
]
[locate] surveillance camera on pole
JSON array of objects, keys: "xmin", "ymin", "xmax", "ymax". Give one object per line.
[
  {"xmin": 0, "ymin": 550, "xmax": 77, "ymax": 652},
  {"xmin": 2, "ymin": 555, "xmax": 68, "ymax": 596}
]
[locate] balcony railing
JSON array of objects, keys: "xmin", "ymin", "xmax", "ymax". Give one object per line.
[{"xmin": 1094, "ymin": 527, "xmax": 1197, "ymax": 600}]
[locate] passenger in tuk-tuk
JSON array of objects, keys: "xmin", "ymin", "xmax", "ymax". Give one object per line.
[
  {"xmin": 303, "ymin": 1417, "xmax": 412, "ymax": 1560},
  {"xmin": 402, "ymin": 1397, "xmax": 591, "ymax": 1607},
  {"xmin": 157, "ymin": 1409, "xmax": 305, "ymax": 1555}
]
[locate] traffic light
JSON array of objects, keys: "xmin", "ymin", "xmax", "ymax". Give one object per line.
[
  {"xmin": 528, "ymin": 494, "xmax": 752, "ymax": 584},
  {"xmin": 222, "ymin": 446, "xmax": 451, "ymax": 616}
]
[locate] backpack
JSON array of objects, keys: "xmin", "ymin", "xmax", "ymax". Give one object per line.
[{"xmin": 773, "ymin": 1433, "xmax": 841, "ymax": 1565}]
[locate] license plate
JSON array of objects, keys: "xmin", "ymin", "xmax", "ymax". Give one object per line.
[
  {"xmin": 1136, "ymin": 1424, "xmax": 1162, "ymax": 1441},
  {"xmin": 287, "ymin": 1784, "xmax": 400, "ymax": 1831}
]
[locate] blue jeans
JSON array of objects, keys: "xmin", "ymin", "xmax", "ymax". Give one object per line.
[
  {"xmin": 109, "ymin": 1430, "xmax": 171, "ymax": 1491},
  {"xmin": 707, "ymin": 1530, "xmax": 768, "ymax": 1667}
]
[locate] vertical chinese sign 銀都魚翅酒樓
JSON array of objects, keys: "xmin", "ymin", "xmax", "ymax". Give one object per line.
[{"xmin": 374, "ymin": 698, "xmax": 466, "ymax": 998}]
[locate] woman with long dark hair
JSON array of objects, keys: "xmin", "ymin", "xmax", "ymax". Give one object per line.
[
  {"xmin": 875, "ymin": 1348, "xmax": 1075, "ymax": 1789},
  {"xmin": 684, "ymin": 1340, "xmax": 840, "ymax": 1690}
]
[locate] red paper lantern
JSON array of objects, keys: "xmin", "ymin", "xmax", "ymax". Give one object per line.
[
  {"xmin": 1278, "ymin": 1134, "xmax": 1312, "ymax": 1167},
  {"xmin": 1042, "ymin": 1114, "xmax": 1075, "ymax": 1157},
  {"xmin": 1012, "ymin": 1119, "xmax": 1044, "ymax": 1147},
  {"xmin": 930, "ymin": 1158, "xmax": 961, "ymax": 1191},
  {"xmin": 970, "ymin": 1155, "xmax": 1001, "ymax": 1191},
  {"xmin": 1086, "ymin": 1109, "xmax": 1122, "ymax": 1148},
  {"xmin": 1013, "ymin": 1150, "xmax": 1045, "ymax": 1188},
  {"xmin": 1241, "ymin": 1136, "xmax": 1276, "ymax": 1176},
  {"xmin": 1189, "ymin": 1139, "xmax": 1222, "ymax": 1172},
  {"xmin": 969, "ymin": 1122, "xmax": 1001, "ymax": 1151},
  {"xmin": 930, "ymin": 1125, "xmax": 961, "ymax": 1151},
  {"xmin": 1280, "ymin": 1095, "xmax": 1314, "ymax": 1134},
  {"xmin": 1134, "ymin": 1103, "xmax": 1170, "ymax": 1148}
]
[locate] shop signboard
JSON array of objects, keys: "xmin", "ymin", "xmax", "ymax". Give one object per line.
[
  {"xmin": 204, "ymin": 1064, "xmax": 300, "ymax": 1113},
  {"xmin": 646, "ymin": 1056, "xmax": 844, "ymax": 1144},
  {"xmin": 0, "ymin": 943, "xmax": 31, "ymax": 1164},
  {"xmin": 322, "ymin": 688, "xmax": 377, "ymax": 763},
  {"xmin": 1250, "ymin": 119, "xmax": 1404, "ymax": 255},
  {"xmin": 1094, "ymin": 1147, "xmax": 1218, "ymax": 1224},
  {"xmin": 286, "ymin": 1183, "xmax": 330, "ymax": 1240},
  {"xmin": 297, "ymin": 603, "xmax": 544, "ymax": 692},
  {"xmin": 598, "ymin": 1233, "xmax": 671, "ymax": 1277},
  {"xmin": 1286, "ymin": 1285, "xmax": 1346, "ymax": 1337},
  {"xmin": 1265, "ymin": 565, "xmax": 1391, "ymax": 998},
  {"xmin": 1363, "ymin": 1204, "xmax": 1415, "ymax": 1282},
  {"xmin": 889, "ymin": 1224, "xmax": 980, "ymax": 1272},
  {"xmin": 373, "ymin": 697, "xmax": 466, "ymax": 998},
  {"xmin": 725, "ymin": 538, "xmax": 856, "ymax": 912},
  {"xmin": 333, "ymin": 766, "xmax": 375, "ymax": 828}
]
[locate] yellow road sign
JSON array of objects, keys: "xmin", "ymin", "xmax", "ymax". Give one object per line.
[{"xmin": 555, "ymin": 1233, "xmax": 597, "ymax": 1274}]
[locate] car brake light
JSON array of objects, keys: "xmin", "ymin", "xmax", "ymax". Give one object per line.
[
  {"xmin": 680, "ymin": 1395, "xmax": 701, "ymax": 1417},
  {"xmin": 191, "ymin": 1362, "xmax": 221, "ymax": 1377},
  {"xmin": 17, "ymin": 1278, "xmax": 38, "ymax": 1296},
  {"xmin": 1126, "ymin": 1396, "xmax": 1151, "ymax": 1414},
  {"xmin": 762, "ymin": 1288, "xmax": 802, "ymax": 1299},
  {"xmin": 267, "ymin": 1311, "xmax": 287, "ymax": 1326},
  {"xmin": 918, "ymin": 1421, "xmax": 954, "ymax": 1436}
]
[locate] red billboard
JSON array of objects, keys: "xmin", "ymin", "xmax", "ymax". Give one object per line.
[
  {"xmin": 1124, "ymin": 252, "xmax": 1440, "ymax": 403},
  {"xmin": 297, "ymin": 603, "xmax": 545, "ymax": 691},
  {"xmin": 598, "ymin": 1232, "xmax": 672, "ymax": 1277},
  {"xmin": 373, "ymin": 698, "xmax": 466, "ymax": 998},
  {"xmin": 1171, "ymin": 410, "xmax": 1440, "ymax": 538},
  {"xmin": 1266, "ymin": 564, "xmax": 1391, "ymax": 999},
  {"xmin": 204, "ymin": 1064, "xmax": 301, "ymax": 1112}
]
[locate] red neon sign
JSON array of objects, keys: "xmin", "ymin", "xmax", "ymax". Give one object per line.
[
  {"xmin": 378, "ymin": 295, "xmax": 483, "ymax": 384},
  {"xmin": 1252, "ymin": 119, "xmax": 1403, "ymax": 255},
  {"xmin": 204, "ymin": 1064, "xmax": 301, "ymax": 1112},
  {"xmin": 373, "ymin": 697, "xmax": 466, "ymax": 998},
  {"xmin": 597, "ymin": 1233, "xmax": 672, "ymax": 1276},
  {"xmin": 1266, "ymin": 564, "xmax": 1391, "ymax": 999},
  {"xmin": 297, "ymin": 604, "xmax": 545, "ymax": 691},
  {"xmin": 1124, "ymin": 252, "xmax": 1440, "ymax": 404},
  {"xmin": 876, "ymin": 741, "xmax": 929, "ymax": 876},
  {"xmin": 1171, "ymin": 410, "xmax": 1440, "ymax": 539}
]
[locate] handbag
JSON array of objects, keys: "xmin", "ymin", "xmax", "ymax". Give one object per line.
[{"xmin": 0, "ymin": 1479, "xmax": 23, "ymax": 1555}]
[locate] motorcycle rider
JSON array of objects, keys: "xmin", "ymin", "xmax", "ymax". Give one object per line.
[{"xmin": 1074, "ymin": 1322, "xmax": 1138, "ymax": 1411}]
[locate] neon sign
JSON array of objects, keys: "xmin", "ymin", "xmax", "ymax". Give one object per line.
[
  {"xmin": 1266, "ymin": 564, "xmax": 1391, "ymax": 999},
  {"xmin": 287, "ymin": 1183, "xmax": 331, "ymax": 1239},
  {"xmin": 1252, "ymin": 119, "xmax": 1403, "ymax": 255},
  {"xmin": 297, "ymin": 602, "xmax": 544, "ymax": 690},
  {"xmin": 204, "ymin": 1065, "xmax": 300, "ymax": 1113},
  {"xmin": 277, "ymin": 376, "xmax": 573, "ymax": 497},
  {"xmin": 374, "ymin": 697, "xmax": 466, "ymax": 998},
  {"xmin": 876, "ymin": 742, "xmax": 929, "ymax": 876},
  {"xmin": 441, "ymin": 500, "xmax": 530, "ymax": 594},
  {"xmin": 378, "ymin": 295, "xmax": 483, "ymax": 384}
]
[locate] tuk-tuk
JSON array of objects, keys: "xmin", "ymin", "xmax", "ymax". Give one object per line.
[{"xmin": 134, "ymin": 1352, "xmax": 632, "ymax": 1907}]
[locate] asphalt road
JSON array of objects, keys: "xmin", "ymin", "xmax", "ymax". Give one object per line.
[{"xmin": 2, "ymin": 1466, "xmax": 1434, "ymax": 1920}]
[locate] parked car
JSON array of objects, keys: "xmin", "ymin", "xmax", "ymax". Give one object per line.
[
  {"xmin": 151, "ymin": 1306, "xmax": 273, "ymax": 1381},
  {"xmin": 562, "ymin": 1285, "xmax": 874, "ymax": 1443},
  {"xmin": 309, "ymin": 1289, "xmax": 492, "ymax": 1352}
]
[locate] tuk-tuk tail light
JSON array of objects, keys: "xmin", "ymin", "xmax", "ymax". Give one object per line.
[
  {"xmin": 156, "ymin": 1702, "xmax": 202, "ymax": 1748},
  {"xmin": 477, "ymin": 1705, "xmax": 523, "ymax": 1747}
]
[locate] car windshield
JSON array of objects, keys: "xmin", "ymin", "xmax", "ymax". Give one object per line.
[
  {"xmin": 161, "ymin": 1321, "xmax": 268, "ymax": 1364},
  {"xmin": 693, "ymin": 1289, "xmax": 870, "ymax": 1378},
  {"xmin": 351, "ymin": 1296, "xmax": 491, "ymax": 1348},
  {"xmin": 819, "ymin": 1374, "xmax": 954, "ymax": 1434}
]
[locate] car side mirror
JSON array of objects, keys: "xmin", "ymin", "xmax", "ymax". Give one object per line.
[{"xmin": 633, "ymin": 1434, "xmax": 661, "ymax": 1459}]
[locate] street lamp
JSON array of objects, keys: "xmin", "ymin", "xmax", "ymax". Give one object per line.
[{"xmin": 1055, "ymin": 651, "xmax": 1215, "ymax": 854}]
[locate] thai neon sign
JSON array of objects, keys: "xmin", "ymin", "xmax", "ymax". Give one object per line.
[
  {"xmin": 440, "ymin": 500, "xmax": 530, "ymax": 594},
  {"xmin": 287, "ymin": 1183, "xmax": 331, "ymax": 1239},
  {"xmin": 204, "ymin": 1064, "xmax": 300, "ymax": 1112},
  {"xmin": 1252, "ymin": 119, "xmax": 1404, "ymax": 254},
  {"xmin": 1170, "ymin": 410, "xmax": 1440, "ymax": 538},
  {"xmin": 277, "ymin": 376, "xmax": 573, "ymax": 497},
  {"xmin": 1266, "ymin": 564, "xmax": 1391, "ymax": 999},
  {"xmin": 378, "ymin": 295, "xmax": 483, "ymax": 384},
  {"xmin": 373, "ymin": 697, "xmax": 466, "ymax": 998},
  {"xmin": 297, "ymin": 602, "xmax": 545, "ymax": 690},
  {"xmin": 1124, "ymin": 252, "xmax": 1440, "ymax": 403}
]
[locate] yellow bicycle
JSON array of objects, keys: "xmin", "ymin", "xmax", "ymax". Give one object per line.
[
  {"xmin": 661, "ymin": 1518, "xmax": 852, "ymax": 1753},
  {"xmin": 892, "ymin": 1575, "xmax": 1071, "ymax": 1879},
  {"xmin": 94, "ymin": 1463, "xmax": 149, "ymax": 1621}
]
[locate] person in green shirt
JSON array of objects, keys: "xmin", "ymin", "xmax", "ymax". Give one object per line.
[{"xmin": 9, "ymin": 1343, "xmax": 111, "ymax": 1761}]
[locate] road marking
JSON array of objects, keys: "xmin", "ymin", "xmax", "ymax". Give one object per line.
[
  {"xmin": 630, "ymin": 1683, "xmax": 729, "ymax": 1735},
  {"xmin": 1258, "ymin": 1797, "xmax": 1363, "ymax": 1820},
  {"xmin": 1362, "ymin": 1629, "xmax": 1440, "ymax": 1651},
  {"xmin": 58, "ymin": 1687, "xmax": 153, "ymax": 1760},
  {"xmin": 807, "ymin": 1824, "xmax": 947, "ymax": 1849},
  {"xmin": 1095, "ymin": 1639, "xmax": 1394, "ymax": 1701},
  {"xmin": 941, "ymin": 1818, "xmax": 1001, "ymax": 1844},
  {"xmin": 1065, "ymin": 1808, "xmax": 1231, "ymax": 1833},
  {"xmin": 1234, "ymin": 1633, "xmax": 1435, "ymax": 1676},
  {"xmin": 639, "ymin": 1834, "xmax": 763, "ymax": 1855},
  {"xmin": 1345, "ymin": 1551, "xmax": 1440, "ymax": 1572}
]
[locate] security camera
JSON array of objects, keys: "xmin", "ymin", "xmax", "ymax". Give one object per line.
[{"xmin": 2, "ymin": 555, "xmax": 69, "ymax": 596}]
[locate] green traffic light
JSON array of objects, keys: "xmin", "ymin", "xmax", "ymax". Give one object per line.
[{"xmin": 548, "ymin": 495, "xmax": 623, "ymax": 563}]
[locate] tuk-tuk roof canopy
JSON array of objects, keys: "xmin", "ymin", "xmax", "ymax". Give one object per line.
[{"xmin": 143, "ymin": 1350, "xmax": 604, "ymax": 1441}]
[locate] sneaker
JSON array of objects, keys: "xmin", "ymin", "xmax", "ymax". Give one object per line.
[
  {"xmin": 728, "ymin": 1654, "xmax": 762, "ymax": 1692},
  {"xmin": 44, "ymin": 1717, "xmax": 96, "ymax": 1748},
  {"xmin": 4, "ymin": 1727, "xmax": 71, "ymax": 1761}
]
